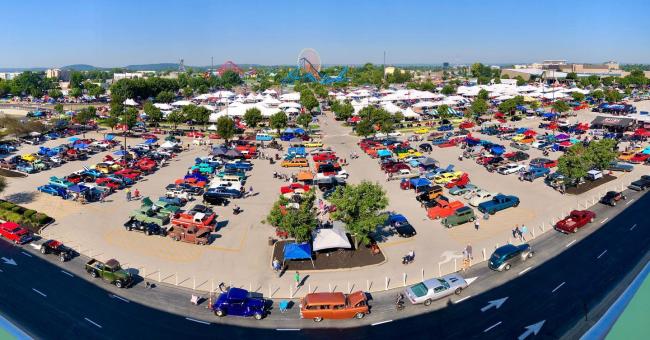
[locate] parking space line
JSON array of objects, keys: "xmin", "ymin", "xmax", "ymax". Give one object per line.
[
  {"xmin": 371, "ymin": 320, "xmax": 393, "ymax": 326},
  {"xmin": 597, "ymin": 249, "xmax": 608, "ymax": 259},
  {"xmin": 630, "ymin": 224, "xmax": 637, "ymax": 231},
  {"xmin": 518, "ymin": 267, "xmax": 533, "ymax": 276},
  {"xmin": 61, "ymin": 270, "xmax": 74, "ymax": 277},
  {"xmin": 20, "ymin": 251, "xmax": 32, "ymax": 257},
  {"xmin": 276, "ymin": 329, "xmax": 300, "ymax": 331},
  {"xmin": 565, "ymin": 240, "xmax": 577, "ymax": 248},
  {"xmin": 454, "ymin": 296, "xmax": 471, "ymax": 304},
  {"xmin": 625, "ymin": 199, "xmax": 634, "ymax": 205},
  {"xmin": 600, "ymin": 218, "xmax": 608, "ymax": 224},
  {"xmin": 185, "ymin": 317, "xmax": 210, "ymax": 325},
  {"xmin": 32, "ymin": 288, "xmax": 46, "ymax": 297},
  {"xmin": 84, "ymin": 317, "xmax": 102, "ymax": 328},
  {"xmin": 552, "ymin": 282, "xmax": 565, "ymax": 293},
  {"xmin": 483, "ymin": 321, "xmax": 502, "ymax": 333}
]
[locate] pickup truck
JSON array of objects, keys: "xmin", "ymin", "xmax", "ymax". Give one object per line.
[
  {"xmin": 554, "ymin": 210, "xmax": 596, "ymax": 233},
  {"xmin": 85, "ymin": 259, "xmax": 133, "ymax": 288},
  {"xmin": 477, "ymin": 194, "xmax": 520, "ymax": 215},
  {"xmin": 167, "ymin": 225, "xmax": 211, "ymax": 245},
  {"xmin": 427, "ymin": 199, "xmax": 464, "ymax": 220},
  {"xmin": 522, "ymin": 167, "xmax": 550, "ymax": 182},
  {"xmin": 129, "ymin": 206, "xmax": 170, "ymax": 226}
]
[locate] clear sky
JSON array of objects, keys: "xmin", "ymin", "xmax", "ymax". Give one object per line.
[{"xmin": 1, "ymin": 0, "xmax": 649, "ymax": 68}]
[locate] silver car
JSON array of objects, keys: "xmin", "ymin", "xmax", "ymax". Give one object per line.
[{"xmin": 404, "ymin": 273, "xmax": 468, "ymax": 306}]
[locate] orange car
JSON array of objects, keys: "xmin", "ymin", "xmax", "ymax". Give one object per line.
[
  {"xmin": 618, "ymin": 151, "xmax": 635, "ymax": 161},
  {"xmin": 281, "ymin": 158, "xmax": 309, "ymax": 168},
  {"xmin": 300, "ymin": 292, "xmax": 369, "ymax": 322},
  {"xmin": 427, "ymin": 199, "xmax": 464, "ymax": 219}
]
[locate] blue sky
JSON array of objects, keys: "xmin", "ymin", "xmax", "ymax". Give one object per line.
[{"xmin": 1, "ymin": 0, "xmax": 649, "ymax": 67}]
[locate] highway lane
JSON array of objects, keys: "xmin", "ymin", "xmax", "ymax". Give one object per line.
[{"xmin": 0, "ymin": 188, "xmax": 648, "ymax": 339}]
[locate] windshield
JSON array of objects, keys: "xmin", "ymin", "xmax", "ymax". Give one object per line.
[{"xmin": 410, "ymin": 283, "xmax": 429, "ymax": 297}]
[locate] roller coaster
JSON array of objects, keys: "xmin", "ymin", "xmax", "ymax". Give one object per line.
[{"xmin": 282, "ymin": 48, "xmax": 348, "ymax": 85}]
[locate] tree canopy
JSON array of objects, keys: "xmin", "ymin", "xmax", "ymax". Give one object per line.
[
  {"xmin": 216, "ymin": 116, "xmax": 236, "ymax": 141},
  {"xmin": 331, "ymin": 100, "xmax": 354, "ymax": 121},
  {"xmin": 143, "ymin": 100, "xmax": 163, "ymax": 125},
  {"xmin": 296, "ymin": 113, "xmax": 312, "ymax": 129},
  {"xmin": 243, "ymin": 107, "xmax": 263, "ymax": 128},
  {"xmin": 266, "ymin": 190, "xmax": 317, "ymax": 243},
  {"xmin": 551, "ymin": 100, "xmax": 570, "ymax": 114},
  {"xmin": 269, "ymin": 111, "xmax": 288, "ymax": 133}
]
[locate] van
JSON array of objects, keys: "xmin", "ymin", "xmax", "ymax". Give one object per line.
[
  {"xmin": 255, "ymin": 133, "xmax": 273, "ymax": 141},
  {"xmin": 300, "ymin": 292, "xmax": 369, "ymax": 322}
]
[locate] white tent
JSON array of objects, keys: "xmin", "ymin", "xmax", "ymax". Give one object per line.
[
  {"xmin": 263, "ymin": 89, "xmax": 277, "ymax": 95},
  {"xmin": 413, "ymin": 101, "xmax": 437, "ymax": 108},
  {"xmin": 123, "ymin": 98, "xmax": 138, "ymax": 106},
  {"xmin": 382, "ymin": 102, "xmax": 402, "ymax": 114},
  {"xmin": 262, "ymin": 96, "xmax": 281, "ymax": 105},
  {"xmin": 279, "ymin": 102, "xmax": 301, "ymax": 109},
  {"xmin": 285, "ymin": 107, "xmax": 300, "ymax": 114},
  {"xmin": 171, "ymin": 100, "xmax": 192, "ymax": 107},
  {"xmin": 160, "ymin": 141, "xmax": 178, "ymax": 149},
  {"xmin": 311, "ymin": 222, "xmax": 351, "ymax": 252},
  {"xmin": 279, "ymin": 92, "xmax": 300, "ymax": 101},
  {"xmin": 207, "ymin": 124, "xmax": 217, "ymax": 131},
  {"xmin": 154, "ymin": 103, "xmax": 173, "ymax": 110},
  {"xmin": 402, "ymin": 107, "xmax": 421, "ymax": 119}
]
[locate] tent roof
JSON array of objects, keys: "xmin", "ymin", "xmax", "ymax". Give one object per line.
[
  {"xmin": 312, "ymin": 222, "xmax": 351, "ymax": 252},
  {"xmin": 283, "ymin": 243, "xmax": 312, "ymax": 260}
]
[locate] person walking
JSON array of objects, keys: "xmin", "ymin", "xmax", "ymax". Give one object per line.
[
  {"xmin": 294, "ymin": 271, "xmax": 301, "ymax": 287},
  {"xmin": 474, "ymin": 219, "xmax": 480, "ymax": 231},
  {"xmin": 513, "ymin": 225, "xmax": 520, "ymax": 240},
  {"xmin": 125, "ymin": 188, "xmax": 131, "ymax": 201},
  {"xmin": 521, "ymin": 224, "xmax": 528, "ymax": 241},
  {"xmin": 466, "ymin": 243, "xmax": 473, "ymax": 260}
]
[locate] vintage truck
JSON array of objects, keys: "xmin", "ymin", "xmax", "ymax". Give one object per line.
[
  {"xmin": 85, "ymin": 259, "xmax": 133, "ymax": 288},
  {"xmin": 171, "ymin": 212, "xmax": 217, "ymax": 231},
  {"xmin": 554, "ymin": 210, "xmax": 596, "ymax": 233},
  {"xmin": 427, "ymin": 199, "xmax": 465, "ymax": 220},
  {"xmin": 129, "ymin": 206, "xmax": 170, "ymax": 227},
  {"xmin": 477, "ymin": 194, "xmax": 520, "ymax": 215},
  {"xmin": 167, "ymin": 225, "xmax": 211, "ymax": 245}
]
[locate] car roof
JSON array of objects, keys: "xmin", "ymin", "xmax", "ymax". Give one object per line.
[
  {"xmin": 456, "ymin": 206, "xmax": 472, "ymax": 213},
  {"xmin": 227, "ymin": 287, "xmax": 248, "ymax": 300},
  {"xmin": 304, "ymin": 292, "xmax": 346, "ymax": 305},
  {"xmin": 494, "ymin": 244, "xmax": 518, "ymax": 255}
]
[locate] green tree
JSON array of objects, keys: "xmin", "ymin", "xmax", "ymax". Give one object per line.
[
  {"xmin": 557, "ymin": 144, "xmax": 591, "ymax": 183},
  {"xmin": 166, "ymin": 110, "xmax": 185, "ymax": 130},
  {"xmin": 571, "ymin": 92, "xmax": 585, "ymax": 102},
  {"xmin": 332, "ymin": 101, "xmax": 354, "ymax": 121},
  {"xmin": 300, "ymin": 90, "xmax": 319, "ymax": 112},
  {"xmin": 437, "ymin": 104, "xmax": 450, "ymax": 119},
  {"xmin": 566, "ymin": 72, "xmax": 578, "ymax": 80},
  {"xmin": 75, "ymin": 107, "xmax": 97, "ymax": 137},
  {"xmin": 103, "ymin": 116, "xmax": 119, "ymax": 132},
  {"xmin": 530, "ymin": 101, "xmax": 540, "ymax": 111},
  {"xmin": 156, "ymin": 90, "xmax": 175, "ymax": 103},
  {"xmin": 70, "ymin": 71, "xmax": 84, "ymax": 89},
  {"xmin": 498, "ymin": 99, "xmax": 517, "ymax": 114},
  {"xmin": 586, "ymin": 139, "xmax": 617, "ymax": 170},
  {"xmin": 182, "ymin": 87, "xmax": 194, "ymax": 98},
  {"xmin": 69, "ymin": 87, "xmax": 82, "ymax": 98},
  {"xmin": 477, "ymin": 89, "xmax": 489, "ymax": 101},
  {"xmin": 470, "ymin": 98, "xmax": 488, "ymax": 116},
  {"xmin": 216, "ymin": 116, "xmax": 236, "ymax": 142},
  {"xmin": 266, "ymin": 190, "xmax": 317, "ymax": 242},
  {"xmin": 441, "ymin": 84, "xmax": 455, "ymax": 95},
  {"xmin": 515, "ymin": 76, "xmax": 526, "ymax": 86},
  {"xmin": 296, "ymin": 113, "xmax": 312, "ymax": 130},
  {"xmin": 605, "ymin": 89, "xmax": 623, "ymax": 103},
  {"xmin": 121, "ymin": 107, "xmax": 139, "ymax": 130},
  {"xmin": 269, "ymin": 111, "xmax": 288, "ymax": 133},
  {"xmin": 329, "ymin": 181, "xmax": 389, "ymax": 247},
  {"xmin": 355, "ymin": 118, "xmax": 375, "ymax": 137},
  {"xmin": 551, "ymin": 100, "xmax": 570, "ymax": 115},
  {"xmin": 221, "ymin": 70, "xmax": 243, "ymax": 88},
  {"xmin": 243, "ymin": 107, "xmax": 263, "ymax": 129},
  {"xmin": 48, "ymin": 89, "xmax": 63, "ymax": 99},
  {"xmin": 143, "ymin": 101, "xmax": 163, "ymax": 126},
  {"xmin": 53, "ymin": 103, "xmax": 64, "ymax": 114}
]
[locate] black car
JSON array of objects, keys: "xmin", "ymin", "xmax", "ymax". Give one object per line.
[
  {"xmin": 123, "ymin": 218, "xmax": 166, "ymax": 236},
  {"xmin": 419, "ymin": 143, "xmax": 432, "ymax": 152},
  {"xmin": 628, "ymin": 178, "xmax": 650, "ymax": 191},
  {"xmin": 507, "ymin": 151, "xmax": 530, "ymax": 162},
  {"xmin": 393, "ymin": 221, "xmax": 417, "ymax": 238},
  {"xmin": 187, "ymin": 204, "xmax": 214, "ymax": 215},
  {"xmin": 600, "ymin": 191, "xmax": 627, "ymax": 206},
  {"xmin": 40, "ymin": 240, "xmax": 74, "ymax": 262}
]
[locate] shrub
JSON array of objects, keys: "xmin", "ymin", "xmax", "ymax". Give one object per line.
[
  {"xmin": 23, "ymin": 209, "xmax": 37, "ymax": 219},
  {"xmin": 0, "ymin": 202, "xmax": 16, "ymax": 210},
  {"xmin": 31, "ymin": 213, "xmax": 52, "ymax": 226},
  {"xmin": 11, "ymin": 206, "xmax": 23, "ymax": 213},
  {"xmin": 5, "ymin": 212, "xmax": 23, "ymax": 224}
]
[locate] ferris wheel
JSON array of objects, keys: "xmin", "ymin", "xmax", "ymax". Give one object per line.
[{"xmin": 298, "ymin": 48, "xmax": 321, "ymax": 81}]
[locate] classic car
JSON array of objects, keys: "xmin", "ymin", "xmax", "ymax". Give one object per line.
[
  {"xmin": 427, "ymin": 199, "xmax": 464, "ymax": 220},
  {"xmin": 40, "ymin": 240, "xmax": 73, "ymax": 262},
  {"xmin": 600, "ymin": 191, "xmax": 627, "ymax": 206},
  {"xmin": 433, "ymin": 171, "xmax": 463, "ymax": 184},
  {"xmin": 477, "ymin": 194, "xmax": 520, "ymax": 215},
  {"xmin": 300, "ymin": 292, "xmax": 369, "ymax": 322},
  {"xmin": 212, "ymin": 288, "xmax": 267, "ymax": 320},
  {"xmin": 488, "ymin": 244, "xmax": 533, "ymax": 271},
  {"xmin": 441, "ymin": 206, "xmax": 476, "ymax": 227},
  {"xmin": 0, "ymin": 222, "xmax": 32, "ymax": 244},
  {"xmin": 85, "ymin": 258, "xmax": 132, "ymax": 288},
  {"xmin": 404, "ymin": 274, "xmax": 468, "ymax": 306}
]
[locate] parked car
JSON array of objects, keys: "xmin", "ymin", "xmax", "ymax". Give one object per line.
[
  {"xmin": 600, "ymin": 191, "xmax": 627, "ymax": 206},
  {"xmin": 0, "ymin": 222, "xmax": 32, "ymax": 244},
  {"xmin": 497, "ymin": 163, "xmax": 525, "ymax": 175},
  {"xmin": 488, "ymin": 244, "xmax": 533, "ymax": 271},
  {"xmin": 427, "ymin": 199, "xmax": 464, "ymax": 220},
  {"xmin": 555, "ymin": 210, "xmax": 596, "ymax": 233},
  {"xmin": 448, "ymin": 184, "xmax": 477, "ymax": 196},
  {"xmin": 404, "ymin": 274, "xmax": 468, "ymax": 306},
  {"xmin": 39, "ymin": 240, "xmax": 73, "ymax": 262},
  {"xmin": 205, "ymin": 186, "xmax": 243, "ymax": 199},
  {"xmin": 212, "ymin": 288, "xmax": 267, "ymax": 320},
  {"xmin": 441, "ymin": 206, "xmax": 476, "ymax": 228},
  {"xmin": 628, "ymin": 177, "xmax": 650, "ymax": 191},
  {"xmin": 530, "ymin": 158, "xmax": 557, "ymax": 168},
  {"xmin": 477, "ymin": 194, "xmax": 520, "ymax": 215},
  {"xmin": 387, "ymin": 213, "xmax": 417, "ymax": 238},
  {"xmin": 123, "ymin": 218, "xmax": 166, "ymax": 236},
  {"xmin": 300, "ymin": 292, "xmax": 369, "ymax": 322},
  {"xmin": 510, "ymin": 142, "xmax": 530, "ymax": 151},
  {"xmin": 607, "ymin": 161, "xmax": 634, "ymax": 172},
  {"xmin": 468, "ymin": 190, "xmax": 496, "ymax": 207},
  {"xmin": 419, "ymin": 143, "xmax": 432, "ymax": 152},
  {"xmin": 522, "ymin": 167, "xmax": 550, "ymax": 182},
  {"xmin": 85, "ymin": 259, "xmax": 133, "ymax": 288}
]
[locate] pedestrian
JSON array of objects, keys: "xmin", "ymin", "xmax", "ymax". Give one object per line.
[
  {"xmin": 512, "ymin": 225, "xmax": 519, "ymax": 239},
  {"xmin": 134, "ymin": 188, "xmax": 140, "ymax": 199},
  {"xmin": 466, "ymin": 243, "xmax": 473, "ymax": 260},
  {"xmin": 462, "ymin": 249, "xmax": 468, "ymax": 261},
  {"xmin": 126, "ymin": 188, "xmax": 131, "ymax": 201},
  {"xmin": 294, "ymin": 271, "xmax": 300, "ymax": 287},
  {"xmin": 521, "ymin": 224, "xmax": 528, "ymax": 241},
  {"xmin": 272, "ymin": 258, "xmax": 280, "ymax": 271},
  {"xmin": 249, "ymin": 186, "xmax": 254, "ymax": 196},
  {"xmin": 474, "ymin": 219, "xmax": 480, "ymax": 231}
]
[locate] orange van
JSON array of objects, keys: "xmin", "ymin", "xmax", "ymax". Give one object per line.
[{"xmin": 299, "ymin": 291, "xmax": 369, "ymax": 322}]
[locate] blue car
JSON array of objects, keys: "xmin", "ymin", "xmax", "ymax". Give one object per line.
[
  {"xmin": 212, "ymin": 288, "xmax": 266, "ymax": 320},
  {"xmin": 205, "ymin": 187, "xmax": 243, "ymax": 199},
  {"xmin": 225, "ymin": 161, "xmax": 253, "ymax": 171},
  {"xmin": 488, "ymin": 244, "xmax": 533, "ymax": 271},
  {"xmin": 16, "ymin": 163, "xmax": 36, "ymax": 173},
  {"xmin": 437, "ymin": 125, "xmax": 453, "ymax": 131},
  {"xmin": 38, "ymin": 185, "xmax": 68, "ymax": 198},
  {"xmin": 607, "ymin": 162, "xmax": 634, "ymax": 172}
]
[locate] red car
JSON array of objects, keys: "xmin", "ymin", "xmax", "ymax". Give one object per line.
[
  {"xmin": 628, "ymin": 153, "xmax": 650, "ymax": 164},
  {"xmin": 445, "ymin": 173, "xmax": 469, "ymax": 189},
  {"xmin": 0, "ymin": 222, "xmax": 32, "ymax": 244},
  {"xmin": 554, "ymin": 210, "xmax": 596, "ymax": 233},
  {"xmin": 141, "ymin": 133, "xmax": 157, "ymax": 140},
  {"xmin": 313, "ymin": 152, "xmax": 337, "ymax": 162},
  {"xmin": 530, "ymin": 158, "xmax": 557, "ymax": 168},
  {"xmin": 385, "ymin": 163, "xmax": 410, "ymax": 174},
  {"xmin": 136, "ymin": 158, "xmax": 157, "ymax": 173},
  {"xmin": 114, "ymin": 168, "xmax": 142, "ymax": 181},
  {"xmin": 459, "ymin": 122, "xmax": 475, "ymax": 129},
  {"xmin": 96, "ymin": 177, "xmax": 123, "ymax": 190},
  {"xmin": 476, "ymin": 156, "xmax": 494, "ymax": 165},
  {"xmin": 209, "ymin": 133, "xmax": 221, "ymax": 139},
  {"xmin": 186, "ymin": 131, "xmax": 205, "ymax": 138},
  {"xmin": 280, "ymin": 183, "xmax": 311, "ymax": 195}
]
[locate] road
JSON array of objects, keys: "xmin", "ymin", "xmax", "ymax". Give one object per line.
[{"xmin": 0, "ymin": 187, "xmax": 648, "ymax": 339}]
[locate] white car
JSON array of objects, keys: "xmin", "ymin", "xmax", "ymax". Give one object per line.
[
  {"xmin": 404, "ymin": 274, "xmax": 468, "ymax": 306},
  {"xmin": 469, "ymin": 190, "xmax": 496, "ymax": 207},
  {"xmin": 209, "ymin": 179, "xmax": 242, "ymax": 191},
  {"xmin": 497, "ymin": 163, "xmax": 526, "ymax": 175},
  {"xmin": 165, "ymin": 189, "xmax": 191, "ymax": 201}
]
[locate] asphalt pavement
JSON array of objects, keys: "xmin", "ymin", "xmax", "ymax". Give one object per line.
[{"xmin": 0, "ymin": 187, "xmax": 648, "ymax": 339}]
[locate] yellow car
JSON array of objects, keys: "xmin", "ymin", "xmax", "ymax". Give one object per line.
[
  {"xmin": 511, "ymin": 134, "xmax": 526, "ymax": 142},
  {"xmin": 433, "ymin": 171, "xmax": 463, "ymax": 184},
  {"xmin": 281, "ymin": 158, "xmax": 309, "ymax": 168},
  {"xmin": 413, "ymin": 127, "xmax": 429, "ymax": 134},
  {"xmin": 396, "ymin": 150, "xmax": 423, "ymax": 159},
  {"xmin": 303, "ymin": 141, "xmax": 323, "ymax": 148},
  {"xmin": 450, "ymin": 118, "xmax": 464, "ymax": 125},
  {"xmin": 618, "ymin": 151, "xmax": 636, "ymax": 161},
  {"xmin": 92, "ymin": 162, "xmax": 122, "ymax": 174},
  {"xmin": 21, "ymin": 153, "xmax": 37, "ymax": 162}
]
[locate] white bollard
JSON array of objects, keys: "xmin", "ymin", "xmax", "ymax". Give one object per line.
[
  {"xmin": 403, "ymin": 273, "xmax": 407, "ymax": 286},
  {"xmin": 421, "ymin": 268, "xmax": 424, "ymax": 282},
  {"xmin": 385, "ymin": 277, "xmax": 389, "ymax": 290},
  {"xmin": 483, "ymin": 248, "xmax": 486, "ymax": 261},
  {"xmin": 367, "ymin": 280, "xmax": 370, "ymax": 291}
]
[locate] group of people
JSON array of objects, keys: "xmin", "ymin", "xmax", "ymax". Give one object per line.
[{"xmin": 512, "ymin": 224, "xmax": 529, "ymax": 241}]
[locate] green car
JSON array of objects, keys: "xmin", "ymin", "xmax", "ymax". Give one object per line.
[
  {"xmin": 217, "ymin": 170, "xmax": 246, "ymax": 181},
  {"xmin": 85, "ymin": 258, "xmax": 133, "ymax": 288},
  {"xmin": 129, "ymin": 206, "xmax": 170, "ymax": 226},
  {"xmin": 441, "ymin": 206, "xmax": 476, "ymax": 228},
  {"xmin": 141, "ymin": 197, "xmax": 181, "ymax": 215},
  {"xmin": 191, "ymin": 163, "xmax": 215, "ymax": 174}
]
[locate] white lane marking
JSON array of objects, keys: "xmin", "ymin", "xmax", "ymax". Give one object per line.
[
  {"xmin": 483, "ymin": 321, "xmax": 502, "ymax": 333},
  {"xmin": 454, "ymin": 296, "xmax": 472, "ymax": 304},
  {"xmin": 630, "ymin": 224, "xmax": 637, "ymax": 231},
  {"xmin": 20, "ymin": 251, "xmax": 32, "ymax": 257},
  {"xmin": 565, "ymin": 240, "xmax": 577, "ymax": 248},
  {"xmin": 600, "ymin": 218, "xmax": 609, "ymax": 224},
  {"xmin": 32, "ymin": 288, "xmax": 46, "ymax": 297},
  {"xmin": 276, "ymin": 329, "xmax": 301, "ymax": 331},
  {"xmin": 84, "ymin": 317, "xmax": 102, "ymax": 328},
  {"xmin": 552, "ymin": 282, "xmax": 566, "ymax": 293},
  {"xmin": 597, "ymin": 250, "xmax": 608, "ymax": 259},
  {"xmin": 61, "ymin": 270, "xmax": 74, "ymax": 277},
  {"xmin": 371, "ymin": 320, "xmax": 393, "ymax": 326},
  {"xmin": 185, "ymin": 317, "xmax": 210, "ymax": 325},
  {"xmin": 625, "ymin": 199, "xmax": 634, "ymax": 205},
  {"xmin": 110, "ymin": 294, "xmax": 130, "ymax": 303},
  {"xmin": 519, "ymin": 267, "xmax": 533, "ymax": 276}
]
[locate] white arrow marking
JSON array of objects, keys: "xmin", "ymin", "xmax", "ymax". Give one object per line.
[
  {"xmin": 630, "ymin": 224, "xmax": 637, "ymax": 231},
  {"xmin": 109, "ymin": 294, "xmax": 130, "ymax": 303},
  {"xmin": 565, "ymin": 240, "xmax": 577, "ymax": 248},
  {"xmin": 483, "ymin": 321, "xmax": 502, "ymax": 333},
  {"xmin": 371, "ymin": 320, "xmax": 393, "ymax": 326},
  {"xmin": 552, "ymin": 282, "xmax": 565, "ymax": 293},
  {"xmin": 454, "ymin": 296, "xmax": 471, "ymax": 304},
  {"xmin": 185, "ymin": 317, "xmax": 210, "ymax": 325},
  {"xmin": 597, "ymin": 249, "xmax": 608, "ymax": 259},
  {"xmin": 465, "ymin": 277, "xmax": 478, "ymax": 285},
  {"xmin": 1, "ymin": 257, "xmax": 17, "ymax": 266},
  {"xmin": 625, "ymin": 199, "xmax": 634, "ymax": 205},
  {"xmin": 600, "ymin": 218, "xmax": 608, "ymax": 224},
  {"xmin": 84, "ymin": 317, "xmax": 102, "ymax": 328},
  {"xmin": 29, "ymin": 243, "xmax": 40, "ymax": 250},
  {"xmin": 32, "ymin": 288, "xmax": 47, "ymax": 297},
  {"xmin": 518, "ymin": 320, "xmax": 546, "ymax": 340},
  {"xmin": 61, "ymin": 270, "xmax": 74, "ymax": 277},
  {"xmin": 481, "ymin": 297, "xmax": 508, "ymax": 312},
  {"xmin": 519, "ymin": 267, "xmax": 533, "ymax": 276},
  {"xmin": 20, "ymin": 251, "xmax": 32, "ymax": 258}
]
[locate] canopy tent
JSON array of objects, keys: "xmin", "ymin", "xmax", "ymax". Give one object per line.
[
  {"xmin": 279, "ymin": 102, "xmax": 301, "ymax": 109},
  {"xmin": 153, "ymin": 103, "xmax": 173, "ymax": 110},
  {"xmin": 377, "ymin": 149, "xmax": 392, "ymax": 158},
  {"xmin": 402, "ymin": 107, "xmax": 420, "ymax": 119},
  {"xmin": 171, "ymin": 100, "xmax": 192, "ymax": 107},
  {"xmin": 68, "ymin": 137, "xmax": 80, "ymax": 142},
  {"xmin": 160, "ymin": 141, "xmax": 178, "ymax": 149},
  {"xmin": 285, "ymin": 107, "xmax": 300, "ymax": 114},
  {"xmin": 283, "ymin": 243, "xmax": 314, "ymax": 266},
  {"xmin": 409, "ymin": 177, "xmax": 431, "ymax": 189},
  {"xmin": 224, "ymin": 149, "xmax": 243, "ymax": 159},
  {"xmin": 297, "ymin": 171, "xmax": 314, "ymax": 181},
  {"xmin": 144, "ymin": 138, "xmax": 157, "ymax": 144},
  {"xmin": 105, "ymin": 134, "xmax": 115, "ymax": 141},
  {"xmin": 207, "ymin": 124, "xmax": 217, "ymax": 131},
  {"xmin": 68, "ymin": 184, "xmax": 90, "ymax": 193},
  {"xmin": 490, "ymin": 145, "xmax": 506, "ymax": 155},
  {"xmin": 123, "ymin": 98, "xmax": 138, "ymax": 106},
  {"xmin": 419, "ymin": 157, "xmax": 438, "ymax": 167},
  {"xmin": 312, "ymin": 223, "xmax": 352, "ymax": 252},
  {"xmin": 555, "ymin": 133, "xmax": 570, "ymax": 141}
]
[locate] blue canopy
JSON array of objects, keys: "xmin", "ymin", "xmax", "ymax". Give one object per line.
[
  {"xmin": 283, "ymin": 128, "xmax": 295, "ymax": 134},
  {"xmin": 490, "ymin": 145, "xmax": 506, "ymax": 155},
  {"xmin": 409, "ymin": 177, "xmax": 431, "ymax": 188},
  {"xmin": 68, "ymin": 137, "xmax": 80, "ymax": 142},
  {"xmin": 73, "ymin": 143, "xmax": 88, "ymax": 149},
  {"xmin": 105, "ymin": 134, "xmax": 115, "ymax": 141},
  {"xmin": 144, "ymin": 138, "xmax": 157, "ymax": 144},
  {"xmin": 515, "ymin": 127, "xmax": 528, "ymax": 134},
  {"xmin": 68, "ymin": 184, "xmax": 89, "ymax": 193},
  {"xmin": 283, "ymin": 243, "xmax": 312, "ymax": 261},
  {"xmin": 113, "ymin": 150, "xmax": 127, "ymax": 156},
  {"xmin": 377, "ymin": 149, "xmax": 392, "ymax": 157},
  {"xmin": 543, "ymin": 113, "xmax": 556, "ymax": 119},
  {"xmin": 387, "ymin": 213, "xmax": 408, "ymax": 225},
  {"xmin": 516, "ymin": 105, "xmax": 527, "ymax": 111},
  {"xmin": 294, "ymin": 128, "xmax": 306, "ymax": 135}
]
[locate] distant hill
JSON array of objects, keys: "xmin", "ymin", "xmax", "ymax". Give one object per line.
[
  {"xmin": 0, "ymin": 67, "xmax": 47, "ymax": 72},
  {"xmin": 61, "ymin": 64, "xmax": 103, "ymax": 71}
]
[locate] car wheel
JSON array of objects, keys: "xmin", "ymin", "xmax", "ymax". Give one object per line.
[
  {"xmin": 469, "ymin": 217, "xmax": 475, "ymax": 222},
  {"xmin": 504, "ymin": 263, "xmax": 511, "ymax": 271},
  {"xmin": 528, "ymin": 252, "xmax": 534, "ymax": 258},
  {"xmin": 146, "ymin": 230, "xmax": 151, "ymax": 236},
  {"xmin": 612, "ymin": 202, "xmax": 616, "ymax": 206},
  {"xmin": 215, "ymin": 309, "xmax": 225, "ymax": 317},
  {"xmin": 253, "ymin": 312, "xmax": 263, "ymax": 320},
  {"xmin": 513, "ymin": 202, "xmax": 519, "ymax": 207},
  {"xmin": 90, "ymin": 271, "xmax": 98, "ymax": 278},
  {"xmin": 355, "ymin": 312, "xmax": 365, "ymax": 319},
  {"xmin": 115, "ymin": 280, "xmax": 123, "ymax": 288},
  {"xmin": 454, "ymin": 288, "xmax": 463, "ymax": 295},
  {"xmin": 40, "ymin": 247, "xmax": 47, "ymax": 254},
  {"xmin": 174, "ymin": 236, "xmax": 180, "ymax": 241},
  {"xmin": 59, "ymin": 255, "xmax": 66, "ymax": 262},
  {"xmin": 313, "ymin": 316, "xmax": 323, "ymax": 322},
  {"xmin": 573, "ymin": 227, "xmax": 578, "ymax": 233},
  {"xmin": 424, "ymin": 299, "xmax": 432, "ymax": 306}
]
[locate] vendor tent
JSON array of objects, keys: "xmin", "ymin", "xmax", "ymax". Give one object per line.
[
  {"xmin": 409, "ymin": 177, "xmax": 431, "ymax": 189},
  {"xmin": 283, "ymin": 243, "xmax": 314, "ymax": 266},
  {"xmin": 297, "ymin": 171, "xmax": 314, "ymax": 182},
  {"xmin": 312, "ymin": 223, "xmax": 352, "ymax": 252},
  {"xmin": 211, "ymin": 146, "xmax": 228, "ymax": 156}
]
